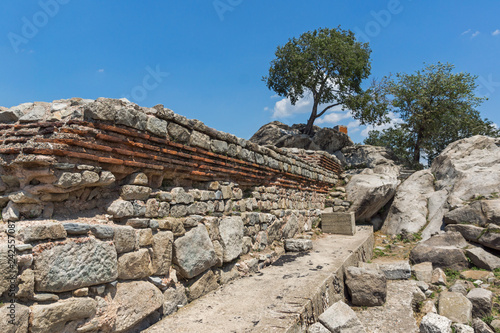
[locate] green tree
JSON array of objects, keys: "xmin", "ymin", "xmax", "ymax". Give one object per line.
[
  {"xmin": 263, "ymin": 27, "xmax": 386, "ymax": 135},
  {"xmin": 364, "ymin": 62, "xmax": 498, "ymax": 168}
]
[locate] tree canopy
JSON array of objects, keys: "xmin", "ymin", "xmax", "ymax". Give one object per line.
[
  {"xmin": 263, "ymin": 27, "xmax": 385, "ymax": 135},
  {"xmin": 364, "ymin": 62, "xmax": 499, "ymax": 168}
]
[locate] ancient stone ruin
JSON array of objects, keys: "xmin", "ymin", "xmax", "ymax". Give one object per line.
[{"xmin": 0, "ymin": 98, "xmax": 350, "ymax": 332}]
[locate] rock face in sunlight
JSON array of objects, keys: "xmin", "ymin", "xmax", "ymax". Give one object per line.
[
  {"xmin": 249, "ymin": 121, "xmax": 353, "ymax": 155},
  {"xmin": 381, "ymin": 135, "xmax": 500, "ymax": 241}
]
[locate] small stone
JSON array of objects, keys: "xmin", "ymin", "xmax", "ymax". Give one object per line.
[
  {"xmin": 472, "ymin": 318, "xmax": 495, "ymax": 333},
  {"xmin": 55, "ymin": 172, "xmax": 82, "ymax": 188},
  {"xmin": 32, "ymin": 293, "xmax": 60, "ymax": 302},
  {"xmin": 90, "ymin": 225, "xmax": 114, "ymax": 239},
  {"xmin": 15, "ymin": 244, "xmax": 33, "ymax": 252},
  {"xmin": 308, "ymin": 322, "xmax": 330, "ymax": 333},
  {"xmin": 63, "ymin": 223, "xmax": 90, "ymax": 235},
  {"xmin": 379, "ymin": 261, "xmax": 411, "ymax": 280},
  {"xmin": 125, "ymin": 218, "xmax": 150, "ymax": 228},
  {"xmin": 451, "ymin": 323, "xmax": 474, "ymax": 333},
  {"xmin": 163, "ymin": 285, "xmax": 188, "ymax": 316},
  {"xmin": 413, "ymin": 262, "xmax": 433, "ymax": 283},
  {"xmin": 73, "ymin": 287, "xmax": 89, "ymax": 297},
  {"xmin": 136, "ymin": 228, "xmax": 153, "ymax": 247},
  {"xmin": 431, "ymin": 268, "xmax": 447, "ymax": 286}
]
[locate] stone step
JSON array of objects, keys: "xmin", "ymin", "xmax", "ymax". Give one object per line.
[{"xmin": 145, "ymin": 227, "xmax": 374, "ymax": 333}]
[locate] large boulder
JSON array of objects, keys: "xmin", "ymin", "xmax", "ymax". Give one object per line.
[
  {"xmin": 409, "ymin": 232, "xmax": 469, "ymax": 271},
  {"xmin": 249, "ymin": 121, "xmax": 353, "ymax": 154},
  {"xmin": 346, "ymin": 166, "xmax": 399, "ymax": 222}
]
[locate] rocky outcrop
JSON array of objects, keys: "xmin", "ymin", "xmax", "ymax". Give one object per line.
[
  {"xmin": 409, "ymin": 232, "xmax": 469, "ymax": 270},
  {"xmin": 380, "ymin": 135, "xmax": 500, "ymax": 239},
  {"xmin": 250, "ymin": 121, "xmax": 353, "ymax": 154}
]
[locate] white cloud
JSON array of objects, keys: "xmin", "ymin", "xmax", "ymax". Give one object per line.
[
  {"xmin": 271, "ymin": 95, "xmax": 314, "ymax": 118},
  {"xmin": 492, "ymin": 29, "xmax": 500, "ymax": 36},
  {"xmin": 98, "ymin": 69, "xmax": 105, "ymax": 73},
  {"xmin": 270, "ymin": 94, "xmax": 280, "ymax": 99},
  {"xmin": 471, "ymin": 31, "xmax": 480, "ymax": 38},
  {"xmin": 315, "ymin": 109, "xmax": 350, "ymax": 125},
  {"xmin": 461, "ymin": 29, "xmax": 471, "ymax": 35},
  {"xmin": 263, "ymin": 106, "xmax": 269, "ymax": 111},
  {"xmin": 360, "ymin": 112, "xmax": 403, "ymax": 137}
]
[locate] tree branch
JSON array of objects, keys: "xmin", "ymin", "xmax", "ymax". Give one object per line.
[{"xmin": 316, "ymin": 102, "xmax": 342, "ymax": 118}]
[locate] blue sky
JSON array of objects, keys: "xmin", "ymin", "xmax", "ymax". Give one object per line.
[{"xmin": 1, "ymin": 1, "xmax": 499, "ymax": 143}]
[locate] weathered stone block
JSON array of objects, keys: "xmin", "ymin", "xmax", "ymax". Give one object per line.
[
  {"xmin": 186, "ymin": 269, "xmax": 219, "ymax": 302},
  {"xmin": 0, "ymin": 244, "xmax": 16, "ymax": 296},
  {"xmin": 152, "ymin": 231, "xmax": 174, "ymax": 275},
  {"xmin": 466, "ymin": 247, "xmax": 500, "ymax": 271},
  {"xmin": 173, "ymin": 225, "xmax": 218, "ymax": 279},
  {"xmin": 17, "ymin": 223, "xmax": 67, "ymax": 242},
  {"xmin": 30, "ymin": 297, "xmax": 97, "ymax": 333},
  {"xmin": 137, "ymin": 228, "xmax": 153, "ymax": 247},
  {"xmin": 467, "ymin": 288, "xmax": 493, "ymax": 318},
  {"xmin": 90, "ymin": 225, "xmax": 114, "ymax": 239},
  {"xmin": 419, "ymin": 313, "xmax": 452, "ymax": 333},
  {"xmin": 110, "ymin": 281, "xmax": 164, "ymax": 333},
  {"xmin": 0, "ymin": 302, "xmax": 29, "ymax": 333},
  {"xmin": 146, "ymin": 116, "xmax": 168, "ymax": 137},
  {"xmin": 413, "ymin": 262, "xmax": 433, "ymax": 283},
  {"xmin": 113, "ymin": 226, "xmax": 136, "ymax": 253},
  {"xmin": 438, "ymin": 292, "xmax": 472, "ymax": 324},
  {"xmin": 345, "ymin": 266, "xmax": 387, "ymax": 306},
  {"xmin": 107, "ymin": 199, "xmax": 134, "ymax": 218},
  {"xmin": 118, "ymin": 249, "xmax": 154, "ymax": 279},
  {"xmin": 121, "ymin": 185, "xmax": 151, "ymax": 200},
  {"xmin": 321, "ymin": 212, "xmax": 356, "ymax": 235},
  {"xmin": 63, "ymin": 223, "xmax": 90, "ymax": 235},
  {"xmin": 163, "ymin": 285, "xmax": 188, "ymax": 316},
  {"xmin": 219, "ymin": 216, "xmax": 244, "ymax": 263},
  {"xmin": 379, "ymin": 261, "xmax": 411, "ymax": 280},
  {"xmin": 189, "ymin": 130, "xmax": 211, "ymax": 150},
  {"xmin": 33, "ymin": 238, "xmax": 118, "ymax": 292}
]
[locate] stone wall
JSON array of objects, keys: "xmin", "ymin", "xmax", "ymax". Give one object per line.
[{"xmin": 0, "ymin": 98, "xmax": 341, "ymax": 333}]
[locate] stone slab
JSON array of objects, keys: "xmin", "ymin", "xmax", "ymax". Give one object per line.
[
  {"xmin": 145, "ymin": 226, "xmax": 373, "ymax": 333},
  {"xmin": 321, "ymin": 211, "xmax": 356, "ymax": 235}
]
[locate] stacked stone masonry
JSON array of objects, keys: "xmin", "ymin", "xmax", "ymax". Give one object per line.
[{"xmin": 0, "ymin": 98, "xmax": 341, "ymax": 333}]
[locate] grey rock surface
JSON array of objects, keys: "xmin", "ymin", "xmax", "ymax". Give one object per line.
[
  {"xmin": 419, "ymin": 313, "xmax": 452, "ymax": 333},
  {"xmin": 30, "ymin": 297, "xmax": 97, "ymax": 333},
  {"xmin": 466, "ymin": 247, "xmax": 500, "ymax": 271},
  {"xmin": 438, "ymin": 291, "xmax": 472, "ymax": 324},
  {"xmin": 467, "ymin": 288, "xmax": 493, "ymax": 318},
  {"xmin": 173, "ymin": 225, "xmax": 218, "ymax": 278},
  {"xmin": 219, "ymin": 216, "xmax": 244, "ymax": 263},
  {"xmin": 345, "ymin": 266, "xmax": 387, "ymax": 306},
  {"xmin": 33, "ymin": 238, "xmax": 118, "ymax": 292}
]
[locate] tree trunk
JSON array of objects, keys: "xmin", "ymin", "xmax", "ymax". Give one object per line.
[
  {"xmin": 304, "ymin": 101, "xmax": 319, "ymax": 136},
  {"xmin": 412, "ymin": 129, "xmax": 423, "ymax": 166}
]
